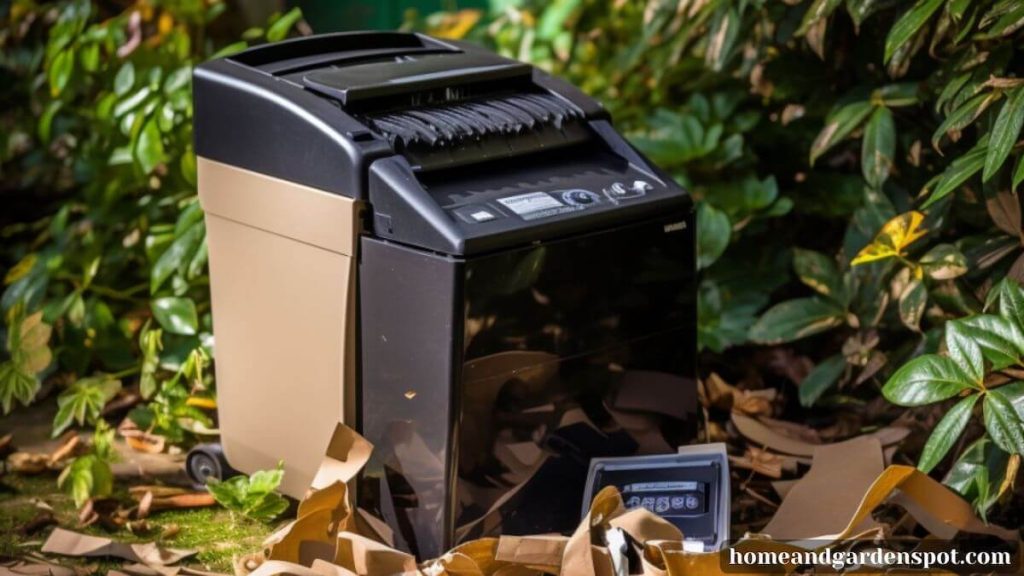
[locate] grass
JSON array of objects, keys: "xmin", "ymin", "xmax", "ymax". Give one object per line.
[{"xmin": 0, "ymin": 471, "xmax": 283, "ymax": 573}]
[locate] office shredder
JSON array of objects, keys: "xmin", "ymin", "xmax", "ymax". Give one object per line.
[{"xmin": 190, "ymin": 31, "xmax": 698, "ymax": 559}]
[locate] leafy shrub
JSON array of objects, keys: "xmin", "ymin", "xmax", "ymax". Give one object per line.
[
  {"xmin": 206, "ymin": 463, "xmax": 289, "ymax": 522},
  {"xmin": 0, "ymin": 1, "xmax": 300, "ymax": 443},
  {"xmin": 58, "ymin": 419, "xmax": 118, "ymax": 508},
  {"xmin": 412, "ymin": 0, "xmax": 1024, "ymax": 514}
]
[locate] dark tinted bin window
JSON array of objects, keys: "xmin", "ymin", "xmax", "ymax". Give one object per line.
[{"xmin": 455, "ymin": 213, "xmax": 697, "ymax": 541}]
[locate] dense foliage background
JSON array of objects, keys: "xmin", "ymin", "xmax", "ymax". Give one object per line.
[{"xmin": 2, "ymin": 0, "xmax": 1024, "ymax": 523}]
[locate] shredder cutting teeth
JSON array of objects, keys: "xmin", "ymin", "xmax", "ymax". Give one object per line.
[{"xmin": 191, "ymin": 31, "xmax": 698, "ymax": 559}]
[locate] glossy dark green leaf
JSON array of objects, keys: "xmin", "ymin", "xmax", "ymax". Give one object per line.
[
  {"xmin": 799, "ymin": 354, "xmax": 847, "ymax": 407},
  {"xmin": 944, "ymin": 436, "xmax": 1008, "ymax": 515},
  {"xmin": 748, "ymin": 297, "xmax": 846, "ymax": 344},
  {"xmin": 882, "ymin": 355, "xmax": 974, "ymax": 406},
  {"xmin": 861, "ymin": 107, "xmax": 895, "ymax": 188},
  {"xmin": 919, "ymin": 393, "xmax": 979, "ymax": 473},
  {"xmin": 151, "ymin": 297, "xmax": 199, "ymax": 336},
  {"xmin": 945, "ymin": 320, "xmax": 985, "ymax": 384},
  {"xmin": 1013, "ymin": 155, "xmax": 1024, "ymax": 191},
  {"xmin": 810, "ymin": 101, "xmax": 873, "ymax": 164},
  {"xmin": 959, "ymin": 315, "xmax": 1024, "ymax": 369},
  {"xmin": 983, "ymin": 388, "xmax": 1024, "ymax": 454},
  {"xmin": 983, "ymin": 86, "xmax": 1024, "ymax": 182},
  {"xmin": 993, "ymin": 278, "xmax": 1024, "ymax": 331},
  {"xmin": 697, "ymin": 203, "xmax": 731, "ymax": 270},
  {"xmin": 884, "ymin": 0, "xmax": 944, "ymax": 63}
]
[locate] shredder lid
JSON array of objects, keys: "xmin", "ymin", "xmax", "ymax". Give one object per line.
[
  {"xmin": 302, "ymin": 52, "xmax": 532, "ymax": 105},
  {"xmin": 192, "ymin": 31, "xmax": 692, "ymax": 255}
]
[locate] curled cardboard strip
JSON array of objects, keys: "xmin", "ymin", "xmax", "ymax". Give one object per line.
[{"xmin": 256, "ymin": 423, "xmax": 1019, "ymax": 576}]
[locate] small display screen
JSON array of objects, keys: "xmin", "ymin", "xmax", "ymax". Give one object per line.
[{"xmin": 621, "ymin": 481, "xmax": 707, "ymax": 516}]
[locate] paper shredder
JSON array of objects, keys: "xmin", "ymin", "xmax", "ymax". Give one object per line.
[{"xmin": 191, "ymin": 31, "xmax": 698, "ymax": 559}]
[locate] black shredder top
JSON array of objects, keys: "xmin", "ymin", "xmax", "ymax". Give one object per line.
[{"xmin": 193, "ymin": 32, "xmax": 692, "ymax": 256}]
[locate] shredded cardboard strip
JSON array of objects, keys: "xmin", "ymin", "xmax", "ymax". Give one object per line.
[{"xmin": 35, "ymin": 422, "xmax": 1020, "ymax": 576}]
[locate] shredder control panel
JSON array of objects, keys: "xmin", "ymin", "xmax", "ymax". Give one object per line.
[{"xmin": 443, "ymin": 165, "xmax": 668, "ymax": 225}]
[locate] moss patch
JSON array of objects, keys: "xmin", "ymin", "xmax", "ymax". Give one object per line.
[{"xmin": 0, "ymin": 472, "xmax": 285, "ymax": 573}]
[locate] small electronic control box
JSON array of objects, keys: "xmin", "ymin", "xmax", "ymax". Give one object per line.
[{"xmin": 583, "ymin": 444, "xmax": 730, "ymax": 551}]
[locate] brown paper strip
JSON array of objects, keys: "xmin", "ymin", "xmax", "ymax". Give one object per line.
[
  {"xmin": 763, "ymin": 435, "xmax": 883, "ymax": 540},
  {"xmin": 41, "ymin": 528, "xmax": 195, "ymax": 566},
  {"xmin": 731, "ymin": 413, "xmax": 908, "ymax": 457}
]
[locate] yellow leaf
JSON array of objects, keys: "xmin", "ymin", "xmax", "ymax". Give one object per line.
[
  {"xmin": 429, "ymin": 9, "xmax": 482, "ymax": 40},
  {"xmin": 186, "ymin": 396, "xmax": 216, "ymax": 410},
  {"xmin": 851, "ymin": 211, "xmax": 927, "ymax": 266},
  {"xmin": 157, "ymin": 12, "xmax": 174, "ymax": 35},
  {"xmin": 4, "ymin": 254, "xmax": 36, "ymax": 285}
]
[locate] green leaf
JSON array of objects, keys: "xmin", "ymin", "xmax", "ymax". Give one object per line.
[
  {"xmin": 944, "ymin": 436, "xmax": 1009, "ymax": 515},
  {"xmin": 48, "ymin": 49, "xmax": 74, "ymax": 96},
  {"xmin": 793, "ymin": 248, "xmax": 845, "ymax": 302},
  {"xmin": 206, "ymin": 463, "xmax": 287, "ymax": 522},
  {"xmin": 983, "ymin": 86, "xmax": 1024, "ymax": 182},
  {"xmin": 748, "ymin": 297, "xmax": 846, "ymax": 344},
  {"xmin": 992, "ymin": 278, "xmax": 1024, "ymax": 331},
  {"xmin": 697, "ymin": 203, "xmax": 731, "ymax": 270},
  {"xmin": 163, "ymin": 66, "xmax": 191, "ymax": 96},
  {"xmin": 114, "ymin": 62, "xmax": 135, "ymax": 96},
  {"xmin": 923, "ymin": 138, "xmax": 989, "ymax": 207},
  {"xmin": 861, "ymin": 106, "xmax": 895, "ymax": 188},
  {"xmin": 0, "ymin": 362, "xmax": 40, "ymax": 414},
  {"xmin": 58, "ymin": 453, "xmax": 114, "ymax": 508},
  {"xmin": 884, "ymin": 0, "xmax": 944, "ymax": 64},
  {"xmin": 799, "ymin": 354, "xmax": 847, "ymax": 407},
  {"xmin": 52, "ymin": 377, "xmax": 122, "ymax": 437},
  {"xmin": 958, "ymin": 315, "xmax": 1024, "ymax": 370},
  {"xmin": 810, "ymin": 101, "xmax": 873, "ymax": 164},
  {"xmin": 882, "ymin": 355, "xmax": 974, "ymax": 406},
  {"xmin": 136, "ymin": 118, "xmax": 166, "ymax": 174},
  {"xmin": 920, "ymin": 243, "xmax": 968, "ymax": 280},
  {"xmin": 931, "ymin": 92, "xmax": 997, "ymax": 152},
  {"xmin": 919, "ymin": 393, "xmax": 979, "ymax": 473},
  {"xmin": 798, "ymin": 0, "xmax": 843, "ymax": 35},
  {"xmin": 1013, "ymin": 155, "xmax": 1024, "ymax": 191},
  {"xmin": 983, "ymin": 388, "xmax": 1024, "ymax": 454},
  {"xmin": 151, "ymin": 221, "xmax": 203, "ymax": 294},
  {"xmin": 898, "ymin": 278, "xmax": 927, "ymax": 331},
  {"xmin": 872, "ymin": 83, "xmax": 920, "ymax": 107},
  {"xmin": 266, "ymin": 7, "xmax": 303, "ymax": 42},
  {"xmin": 211, "ymin": 41, "xmax": 248, "ymax": 59},
  {"xmin": 945, "ymin": 320, "xmax": 985, "ymax": 384},
  {"xmin": 151, "ymin": 297, "xmax": 199, "ymax": 336}
]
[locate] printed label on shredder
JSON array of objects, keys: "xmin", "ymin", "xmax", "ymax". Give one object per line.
[{"xmin": 497, "ymin": 192, "xmax": 580, "ymax": 220}]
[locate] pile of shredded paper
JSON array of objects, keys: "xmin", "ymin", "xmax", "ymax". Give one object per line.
[{"xmin": 26, "ymin": 423, "xmax": 1020, "ymax": 576}]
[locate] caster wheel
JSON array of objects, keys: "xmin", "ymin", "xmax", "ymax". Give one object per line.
[{"xmin": 185, "ymin": 443, "xmax": 236, "ymax": 487}]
